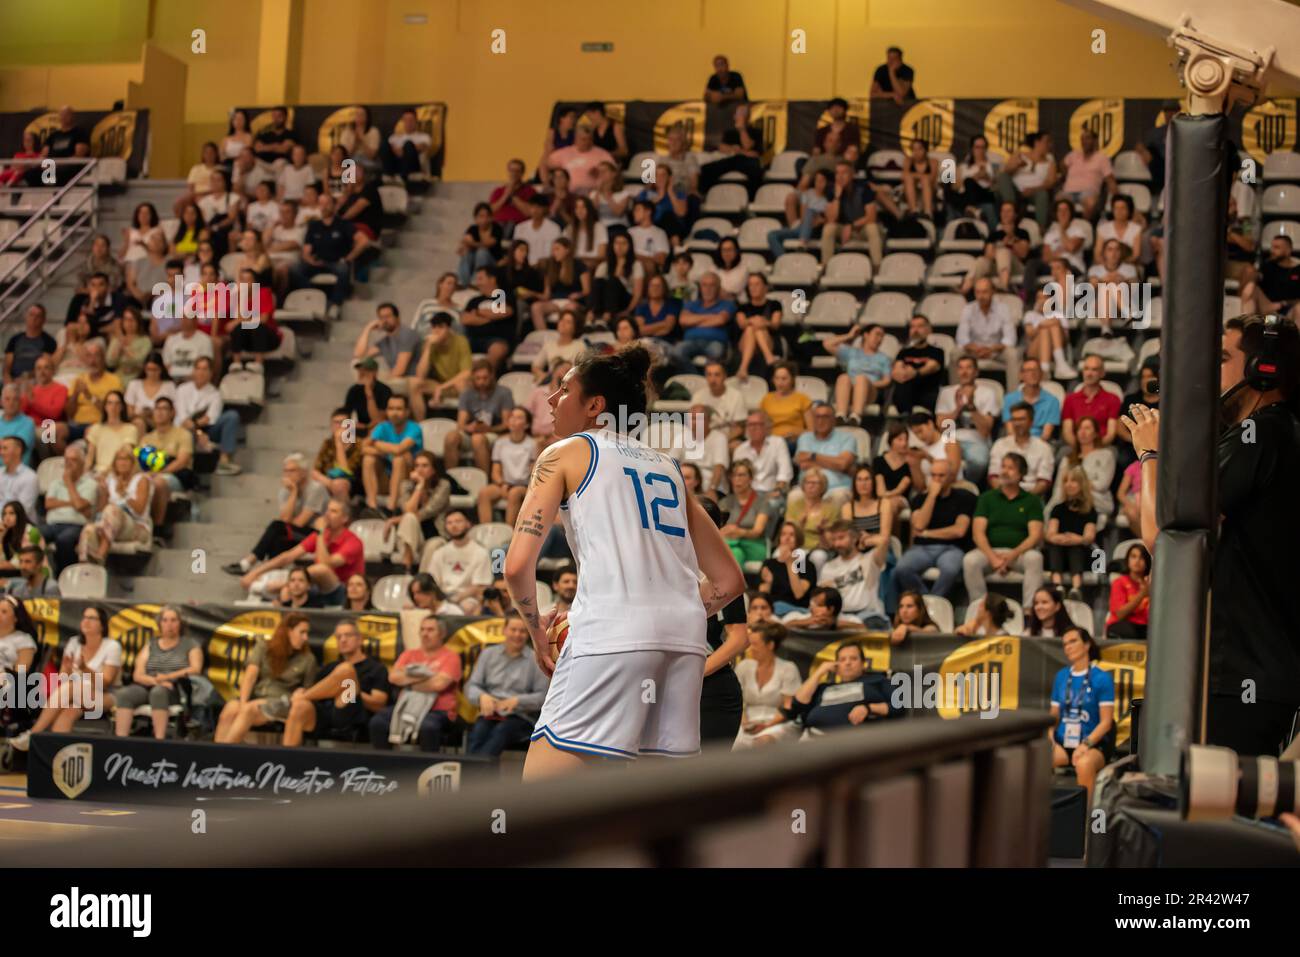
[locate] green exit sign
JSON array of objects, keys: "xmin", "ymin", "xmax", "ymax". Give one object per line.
[{"xmin": 581, "ymin": 42, "xmax": 614, "ymax": 53}]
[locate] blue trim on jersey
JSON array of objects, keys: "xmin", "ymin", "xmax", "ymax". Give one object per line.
[
  {"xmin": 638, "ymin": 746, "xmax": 702, "ymax": 758},
  {"xmin": 574, "ymin": 432, "xmax": 599, "ymax": 497},
  {"xmin": 530, "ymin": 724, "xmax": 636, "ymax": 759}
]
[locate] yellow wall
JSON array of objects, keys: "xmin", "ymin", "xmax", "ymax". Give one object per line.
[
  {"xmin": 2, "ymin": 0, "xmax": 1297, "ymax": 181},
  {"xmin": 290, "ymin": 0, "xmax": 1234, "ymax": 180},
  {"xmin": 0, "ymin": 63, "xmax": 142, "ymax": 113},
  {"xmin": 0, "ymin": 1, "xmax": 150, "ymax": 65},
  {"xmin": 147, "ymin": 0, "xmax": 266, "ymax": 176}
]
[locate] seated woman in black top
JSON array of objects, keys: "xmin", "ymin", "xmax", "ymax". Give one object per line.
[
  {"xmin": 1044, "ymin": 465, "xmax": 1098, "ymax": 598},
  {"xmin": 873, "ymin": 422, "xmax": 913, "ymax": 505},
  {"xmin": 760, "ymin": 521, "xmax": 816, "ymax": 618}
]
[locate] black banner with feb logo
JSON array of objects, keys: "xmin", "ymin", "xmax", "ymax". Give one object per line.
[
  {"xmin": 27, "ymin": 732, "xmax": 496, "ymax": 804},
  {"xmin": 0, "ymin": 109, "xmax": 150, "ymax": 177},
  {"xmin": 551, "ymin": 97, "xmax": 1297, "ymax": 169}
]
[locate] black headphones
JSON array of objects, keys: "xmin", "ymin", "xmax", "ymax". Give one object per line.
[
  {"xmin": 1219, "ymin": 314, "xmax": 1294, "ymax": 412},
  {"xmin": 1244, "ymin": 313, "xmax": 1286, "ymax": 392}
]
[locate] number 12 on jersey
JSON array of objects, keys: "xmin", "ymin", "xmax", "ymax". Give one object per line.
[{"xmin": 623, "ymin": 467, "xmax": 686, "ymax": 537}]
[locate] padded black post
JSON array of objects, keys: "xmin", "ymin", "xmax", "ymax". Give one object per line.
[
  {"xmin": 1144, "ymin": 529, "xmax": 1211, "ymax": 776},
  {"xmin": 1145, "ymin": 114, "xmax": 1231, "ymax": 778}
]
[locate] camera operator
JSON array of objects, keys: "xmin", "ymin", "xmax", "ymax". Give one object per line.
[{"xmin": 1121, "ymin": 314, "xmax": 1300, "ymax": 756}]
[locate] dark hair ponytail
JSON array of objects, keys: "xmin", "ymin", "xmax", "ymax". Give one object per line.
[{"xmin": 573, "ymin": 344, "xmax": 653, "ymax": 421}]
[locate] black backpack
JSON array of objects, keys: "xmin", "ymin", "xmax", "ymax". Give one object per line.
[{"xmin": 890, "ymin": 216, "xmax": 929, "ymax": 240}]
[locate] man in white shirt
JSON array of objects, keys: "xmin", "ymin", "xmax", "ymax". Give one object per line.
[
  {"xmin": 731, "ymin": 410, "xmax": 793, "ymax": 498},
  {"xmin": 936, "ymin": 355, "xmax": 999, "ymax": 481},
  {"xmin": 175, "ymin": 356, "xmax": 241, "ymax": 475},
  {"xmin": 956, "ymin": 277, "xmax": 1019, "ymax": 381},
  {"xmin": 0, "ymin": 436, "xmax": 37, "ymax": 518},
  {"xmin": 232, "ymin": 148, "xmax": 275, "ymax": 200},
  {"xmin": 996, "ymin": 131, "xmax": 1058, "ymax": 231},
  {"xmin": 988, "ymin": 401, "xmax": 1053, "ymax": 496},
  {"xmin": 628, "ymin": 199, "xmax": 671, "ymax": 273},
  {"xmin": 276, "ymin": 144, "xmax": 316, "ymax": 202},
  {"xmin": 678, "ymin": 405, "xmax": 730, "ymax": 496},
  {"xmin": 421, "ymin": 509, "xmax": 493, "ymax": 615},
  {"xmin": 162, "ymin": 313, "xmax": 215, "ymax": 382},
  {"xmin": 816, "ymin": 505, "xmax": 894, "ymax": 630},
  {"xmin": 385, "ymin": 109, "xmax": 432, "ymax": 182},
  {"xmin": 513, "ymin": 195, "xmax": 563, "ymax": 265},
  {"xmin": 690, "ymin": 360, "xmax": 748, "ymax": 442}
]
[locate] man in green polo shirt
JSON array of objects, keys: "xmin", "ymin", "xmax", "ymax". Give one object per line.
[
  {"xmin": 962, "ymin": 451, "xmax": 1044, "ymax": 607},
  {"xmin": 408, "ymin": 312, "xmax": 473, "ymax": 419}
]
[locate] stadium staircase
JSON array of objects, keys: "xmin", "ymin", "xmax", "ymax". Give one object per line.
[{"xmin": 37, "ymin": 178, "xmax": 490, "ymax": 602}]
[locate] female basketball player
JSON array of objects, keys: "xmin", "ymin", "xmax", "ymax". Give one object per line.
[{"xmin": 504, "ymin": 345, "xmax": 746, "ymax": 779}]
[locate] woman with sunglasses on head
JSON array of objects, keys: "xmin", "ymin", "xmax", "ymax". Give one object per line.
[{"xmin": 11, "ymin": 606, "xmax": 120, "ymax": 751}]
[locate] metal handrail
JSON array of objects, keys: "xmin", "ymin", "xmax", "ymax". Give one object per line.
[
  {"xmin": 21, "ymin": 711, "xmax": 1054, "ymax": 867},
  {"xmin": 0, "ymin": 158, "xmax": 100, "ymax": 325}
]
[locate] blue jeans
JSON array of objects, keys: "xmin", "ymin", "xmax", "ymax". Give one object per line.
[
  {"xmin": 766, "ymin": 208, "xmax": 821, "ymax": 259},
  {"xmin": 204, "ymin": 409, "xmax": 241, "ymax": 456},
  {"xmin": 894, "ymin": 543, "xmax": 965, "ymax": 598},
  {"xmin": 457, "ymin": 247, "xmax": 496, "ymax": 286},
  {"xmin": 369, "ymin": 706, "xmax": 451, "ymax": 752},
  {"xmin": 290, "ymin": 259, "xmax": 351, "ymax": 305},
  {"xmin": 773, "ymin": 600, "xmax": 807, "ymax": 617},
  {"xmin": 40, "ymin": 522, "xmax": 84, "ymax": 574},
  {"xmin": 670, "ymin": 338, "xmax": 727, "ymax": 374},
  {"xmin": 467, "ymin": 714, "xmax": 534, "ymax": 756}
]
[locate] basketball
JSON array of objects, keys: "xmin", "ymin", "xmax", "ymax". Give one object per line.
[{"xmin": 547, "ymin": 615, "xmax": 570, "ymax": 656}]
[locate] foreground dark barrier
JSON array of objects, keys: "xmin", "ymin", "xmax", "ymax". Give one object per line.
[{"xmin": 22, "ymin": 711, "xmax": 1053, "ymax": 867}]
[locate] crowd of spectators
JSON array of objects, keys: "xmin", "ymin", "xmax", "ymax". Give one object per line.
[{"xmin": 8, "ymin": 67, "xmax": 1296, "ymax": 758}]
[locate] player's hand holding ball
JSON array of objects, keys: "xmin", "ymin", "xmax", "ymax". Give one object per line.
[{"xmin": 532, "ymin": 609, "xmax": 566, "ymax": 678}]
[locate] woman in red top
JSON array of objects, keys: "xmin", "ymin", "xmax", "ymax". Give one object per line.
[
  {"xmin": 0, "ymin": 131, "xmax": 42, "ymax": 188},
  {"xmin": 1106, "ymin": 542, "xmax": 1150, "ymax": 640},
  {"xmin": 220, "ymin": 266, "xmax": 282, "ymax": 370}
]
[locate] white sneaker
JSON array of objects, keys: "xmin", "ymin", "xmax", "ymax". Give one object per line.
[
  {"xmin": 10, "ymin": 730, "xmax": 31, "ymax": 752},
  {"xmin": 1056, "ymin": 360, "xmax": 1079, "ymax": 380}
]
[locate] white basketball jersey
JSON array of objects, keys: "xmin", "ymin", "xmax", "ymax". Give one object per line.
[{"xmin": 557, "ymin": 428, "xmax": 707, "ymax": 657}]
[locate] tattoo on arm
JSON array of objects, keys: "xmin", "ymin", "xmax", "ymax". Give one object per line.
[
  {"xmin": 516, "ymin": 508, "xmax": 545, "ymax": 538},
  {"xmin": 528, "ymin": 455, "xmax": 557, "ymax": 491}
]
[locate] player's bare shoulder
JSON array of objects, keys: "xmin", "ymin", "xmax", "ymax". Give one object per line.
[{"xmin": 526, "ymin": 433, "xmax": 591, "ymax": 495}]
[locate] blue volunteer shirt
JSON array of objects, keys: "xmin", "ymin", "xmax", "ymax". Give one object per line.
[
  {"xmin": 370, "ymin": 419, "xmax": 423, "ymax": 462},
  {"xmin": 681, "ymin": 300, "xmax": 736, "ymax": 344},
  {"xmin": 1002, "ymin": 388, "xmax": 1061, "ymax": 437},
  {"xmin": 1050, "ymin": 664, "xmax": 1115, "ymax": 746}
]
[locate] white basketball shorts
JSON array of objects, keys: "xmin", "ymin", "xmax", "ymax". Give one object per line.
[{"xmin": 530, "ymin": 644, "xmax": 705, "ymax": 759}]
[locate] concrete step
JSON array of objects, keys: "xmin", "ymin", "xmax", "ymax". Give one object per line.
[
  {"xmin": 204, "ymin": 470, "xmax": 286, "ymax": 499},
  {"xmin": 128, "ymin": 571, "xmax": 246, "ymax": 603},
  {"xmin": 166, "ymin": 522, "xmax": 265, "ymax": 552}
]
